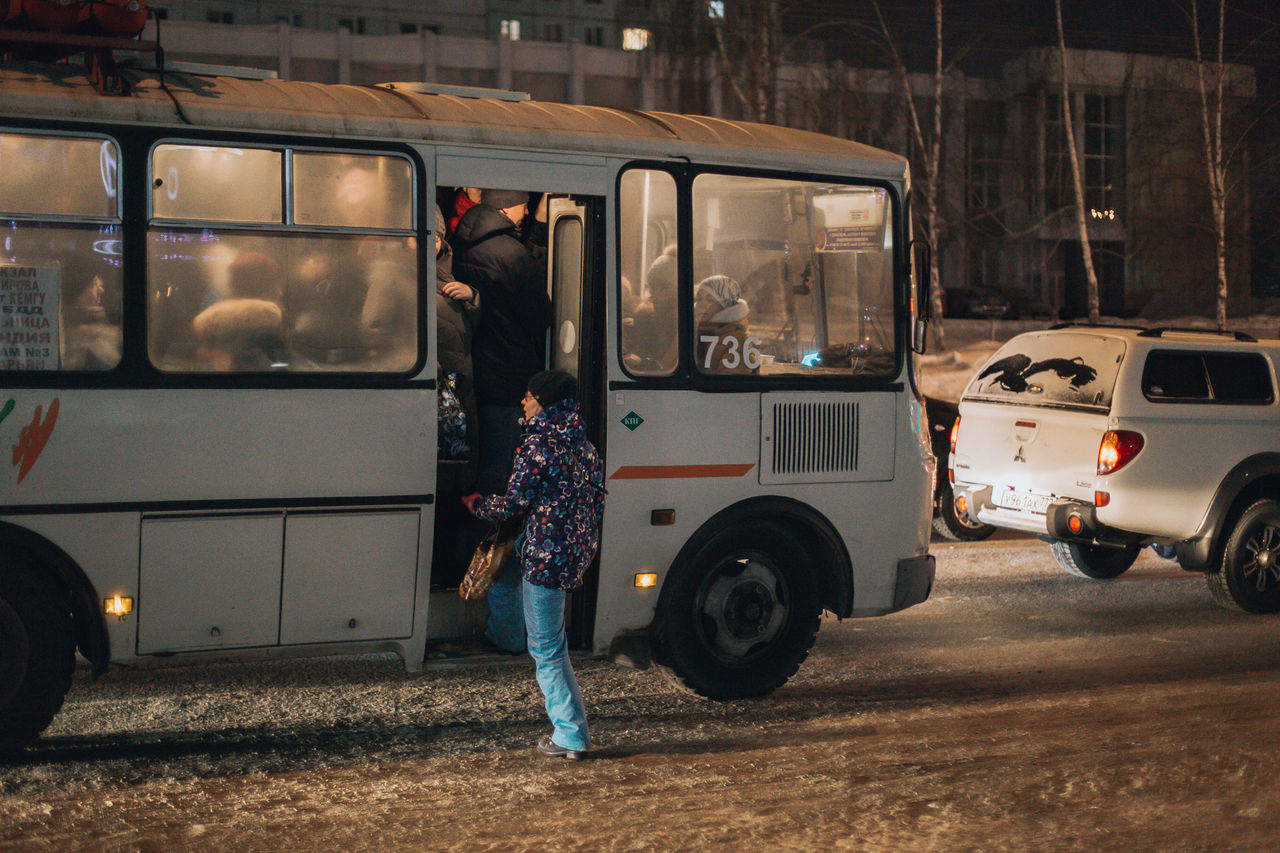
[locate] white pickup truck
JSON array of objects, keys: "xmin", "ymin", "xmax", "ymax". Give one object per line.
[{"xmin": 950, "ymin": 325, "xmax": 1280, "ymax": 613}]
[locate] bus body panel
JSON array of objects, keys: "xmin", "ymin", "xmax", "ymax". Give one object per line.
[
  {"xmin": 0, "ymin": 386, "xmax": 436, "ymax": 663},
  {"xmin": 0, "ymin": 388, "xmax": 433, "ymax": 505},
  {"xmin": 592, "ymin": 382, "xmax": 934, "ymax": 653}
]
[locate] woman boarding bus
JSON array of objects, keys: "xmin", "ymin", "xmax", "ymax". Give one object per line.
[{"xmin": 0, "ymin": 57, "xmax": 935, "ymax": 747}]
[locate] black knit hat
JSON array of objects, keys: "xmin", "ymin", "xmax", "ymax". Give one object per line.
[
  {"xmin": 527, "ymin": 370, "xmax": 578, "ymax": 410},
  {"xmin": 481, "ymin": 188, "xmax": 530, "ymax": 210}
]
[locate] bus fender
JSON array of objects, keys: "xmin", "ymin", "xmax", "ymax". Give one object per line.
[{"xmin": 0, "ymin": 521, "xmax": 109, "ymax": 679}]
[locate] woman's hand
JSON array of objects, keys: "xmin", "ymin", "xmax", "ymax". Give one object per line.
[
  {"xmin": 441, "ymin": 281, "xmax": 475, "ymax": 302},
  {"xmin": 460, "ymin": 493, "xmax": 481, "ymax": 514}
]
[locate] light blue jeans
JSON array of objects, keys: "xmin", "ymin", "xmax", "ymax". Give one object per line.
[{"xmin": 485, "ymin": 559, "xmax": 590, "ymax": 751}]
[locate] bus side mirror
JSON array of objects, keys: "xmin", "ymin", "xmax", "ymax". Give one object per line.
[
  {"xmin": 910, "ymin": 238, "xmax": 932, "ymax": 354},
  {"xmin": 913, "ymin": 318, "xmax": 929, "ymax": 354}
]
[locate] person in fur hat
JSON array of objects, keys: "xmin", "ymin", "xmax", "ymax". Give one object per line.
[
  {"xmin": 694, "ymin": 274, "xmax": 755, "ymax": 375},
  {"xmin": 192, "ymin": 250, "xmax": 285, "ymax": 371}
]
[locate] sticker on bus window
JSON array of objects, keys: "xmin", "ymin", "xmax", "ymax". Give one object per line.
[
  {"xmin": 813, "ymin": 191, "xmax": 886, "ymax": 253},
  {"xmin": 0, "ymin": 264, "xmax": 60, "ymax": 370}
]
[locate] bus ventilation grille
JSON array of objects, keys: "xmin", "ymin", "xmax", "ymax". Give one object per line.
[{"xmin": 769, "ymin": 401, "xmax": 859, "ymax": 475}]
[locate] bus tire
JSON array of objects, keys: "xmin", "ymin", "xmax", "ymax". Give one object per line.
[
  {"xmin": 0, "ymin": 563, "xmax": 76, "ymax": 751},
  {"xmin": 1049, "ymin": 539, "xmax": 1139, "ymax": 579},
  {"xmin": 655, "ymin": 521, "xmax": 820, "ymax": 700}
]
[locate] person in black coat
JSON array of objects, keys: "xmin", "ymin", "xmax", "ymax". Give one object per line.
[{"xmin": 450, "ymin": 188, "xmax": 552, "ymax": 495}]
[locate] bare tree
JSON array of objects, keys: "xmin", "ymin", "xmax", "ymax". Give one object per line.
[
  {"xmin": 708, "ymin": 0, "xmax": 783, "ymax": 123},
  {"xmin": 1054, "ymin": 0, "xmax": 1101, "ymax": 323},
  {"xmin": 1189, "ymin": 0, "xmax": 1231, "ymax": 329},
  {"xmin": 869, "ymin": 0, "xmax": 947, "ymax": 346}
]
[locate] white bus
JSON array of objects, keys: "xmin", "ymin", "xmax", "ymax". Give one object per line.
[{"xmin": 0, "ymin": 58, "xmax": 936, "ymax": 747}]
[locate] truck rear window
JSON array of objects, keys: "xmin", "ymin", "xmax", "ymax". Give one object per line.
[
  {"xmin": 1143, "ymin": 350, "xmax": 1274, "ymax": 404},
  {"xmin": 962, "ymin": 332, "xmax": 1125, "ymax": 411}
]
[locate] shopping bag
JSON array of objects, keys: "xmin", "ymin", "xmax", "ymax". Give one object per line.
[{"xmin": 459, "ymin": 521, "xmax": 517, "ymax": 600}]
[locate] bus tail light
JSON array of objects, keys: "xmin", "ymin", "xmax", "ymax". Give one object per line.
[
  {"xmin": 1098, "ymin": 430, "xmax": 1144, "ymax": 475},
  {"xmin": 1095, "ymin": 490, "xmax": 1111, "ymax": 507},
  {"xmin": 949, "ymin": 417, "xmax": 960, "ymax": 454}
]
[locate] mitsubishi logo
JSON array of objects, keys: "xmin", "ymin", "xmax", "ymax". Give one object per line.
[{"xmin": 1014, "ymin": 446, "xmax": 1026, "ymax": 463}]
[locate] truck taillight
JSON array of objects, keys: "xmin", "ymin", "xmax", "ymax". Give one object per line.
[
  {"xmin": 949, "ymin": 416, "xmax": 959, "ymax": 454},
  {"xmin": 1098, "ymin": 430, "xmax": 1144, "ymax": 475}
]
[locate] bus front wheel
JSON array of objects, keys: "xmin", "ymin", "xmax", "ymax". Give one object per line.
[
  {"xmin": 655, "ymin": 521, "xmax": 821, "ymax": 700},
  {"xmin": 0, "ymin": 563, "xmax": 76, "ymax": 751}
]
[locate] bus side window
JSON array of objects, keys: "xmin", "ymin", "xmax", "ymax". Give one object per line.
[
  {"xmin": 0, "ymin": 132, "xmax": 122, "ymax": 372},
  {"xmin": 147, "ymin": 146, "xmax": 417, "ymax": 374},
  {"xmin": 619, "ymin": 169, "xmax": 678, "ymax": 376}
]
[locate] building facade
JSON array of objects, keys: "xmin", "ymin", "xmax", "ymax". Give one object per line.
[{"xmin": 137, "ymin": 18, "xmax": 1259, "ymax": 319}]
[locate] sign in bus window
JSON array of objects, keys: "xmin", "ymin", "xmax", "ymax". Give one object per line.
[
  {"xmin": 293, "ymin": 153, "xmax": 413, "ymax": 231},
  {"xmin": 691, "ymin": 174, "xmax": 895, "ymax": 378},
  {"xmin": 152, "ymin": 145, "xmax": 283, "ymax": 223},
  {"xmin": 0, "ymin": 133, "xmax": 118, "ymax": 219}
]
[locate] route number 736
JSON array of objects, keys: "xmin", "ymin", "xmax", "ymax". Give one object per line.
[{"xmin": 701, "ymin": 335, "xmax": 763, "ymax": 371}]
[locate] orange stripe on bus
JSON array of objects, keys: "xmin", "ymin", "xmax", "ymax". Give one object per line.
[{"xmin": 609, "ymin": 464, "xmax": 755, "ymax": 480}]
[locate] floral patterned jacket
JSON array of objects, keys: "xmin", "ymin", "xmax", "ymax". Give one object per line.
[{"xmin": 473, "ymin": 399, "xmax": 606, "ymax": 590}]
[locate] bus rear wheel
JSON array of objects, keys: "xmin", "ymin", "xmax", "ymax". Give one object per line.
[
  {"xmin": 0, "ymin": 563, "xmax": 76, "ymax": 751},
  {"xmin": 655, "ymin": 521, "xmax": 821, "ymax": 700}
]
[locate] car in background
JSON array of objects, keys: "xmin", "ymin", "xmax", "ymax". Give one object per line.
[
  {"xmin": 926, "ymin": 397, "xmax": 996, "ymax": 542},
  {"xmin": 945, "ymin": 287, "xmax": 1013, "ymax": 320}
]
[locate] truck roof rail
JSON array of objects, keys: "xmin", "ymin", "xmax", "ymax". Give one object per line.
[
  {"xmin": 1136, "ymin": 326, "xmax": 1257, "ymax": 342},
  {"xmin": 1047, "ymin": 322, "xmax": 1145, "ymax": 331}
]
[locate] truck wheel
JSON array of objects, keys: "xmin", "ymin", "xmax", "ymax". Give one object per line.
[
  {"xmin": 1207, "ymin": 499, "xmax": 1280, "ymax": 614},
  {"xmin": 0, "ymin": 564, "xmax": 76, "ymax": 750},
  {"xmin": 654, "ymin": 521, "xmax": 821, "ymax": 700},
  {"xmin": 1050, "ymin": 540, "xmax": 1139, "ymax": 579},
  {"xmin": 932, "ymin": 482, "xmax": 997, "ymax": 542}
]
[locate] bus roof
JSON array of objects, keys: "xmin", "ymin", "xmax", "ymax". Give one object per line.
[{"xmin": 0, "ymin": 61, "xmax": 908, "ymax": 179}]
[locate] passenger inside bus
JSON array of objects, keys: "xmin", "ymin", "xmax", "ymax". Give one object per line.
[
  {"xmin": 191, "ymin": 250, "xmax": 286, "ymax": 371},
  {"xmin": 446, "ymin": 186, "xmax": 482, "ymax": 234},
  {"xmin": 60, "ymin": 256, "xmax": 121, "ymax": 371},
  {"xmin": 621, "ymin": 243, "xmax": 677, "ymax": 374},
  {"xmin": 694, "ymin": 274, "xmax": 756, "ymax": 375}
]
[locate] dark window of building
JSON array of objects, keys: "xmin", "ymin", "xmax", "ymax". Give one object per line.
[
  {"xmin": 1044, "ymin": 93, "xmax": 1124, "ymax": 223},
  {"xmin": 1083, "ymin": 94, "xmax": 1124, "ymax": 221},
  {"xmin": 206, "ymin": 9, "xmax": 233, "ymax": 23},
  {"xmin": 584, "ymin": 25, "xmax": 603, "ymax": 45},
  {"xmin": 966, "ymin": 100, "xmax": 1005, "ymax": 219}
]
